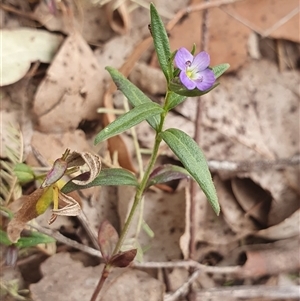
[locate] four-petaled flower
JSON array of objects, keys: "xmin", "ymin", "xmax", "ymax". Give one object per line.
[{"xmin": 175, "ymin": 47, "xmax": 215, "ymax": 91}]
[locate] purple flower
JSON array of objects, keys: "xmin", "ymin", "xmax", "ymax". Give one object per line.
[{"xmin": 174, "ymin": 47, "xmax": 215, "ymax": 91}]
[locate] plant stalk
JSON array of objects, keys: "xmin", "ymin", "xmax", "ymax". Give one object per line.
[{"xmin": 90, "ymin": 91, "xmax": 171, "ymax": 301}]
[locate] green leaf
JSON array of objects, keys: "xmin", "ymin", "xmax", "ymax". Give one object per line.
[
  {"xmin": 106, "ymin": 67, "xmax": 160, "ymax": 129},
  {"xmin": 0, "ymin": 229, "xmax": 12, "ymax": 246},
  {"xmin": 146, "ymin": 164, "xmax": 191, "ymax": 189},
  {"xmin": 169, "ymin": 80, "xmax": 219, "ymax": 97},
  {"xmin": 166, "ymin": 91, "xmax": 186, "ymax": 111},
  {"xmin": 61, "ymin": 168, "xmax": 139, "ymax": 194},
  {"xmin": 0, "ymin": 229, "xmax": 55, "ymax": 247},
  {"xmin": 94, "ymin": 102, "xmax": 164, "ymax": 144},
  {"xmin": 212, "ymin": 63, "xmax": 230, "ymax": 79},
  {"xmin": 14, "ymin": 163, "xmax": 35, "ymax": 184},
  {"xmin": 150, "ymin": 3, "xmax": 172, "ymax": 82},
  {"xmin": 161, "ymin": 129, "xmax": 220, "ymax": 215},
  {"xmin": 16, "ymin": 231, "xmax": 55, "ymax": 248}
]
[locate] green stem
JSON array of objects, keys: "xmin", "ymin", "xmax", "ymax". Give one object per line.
[
  {"xmin": 91, "ymin": 92, "xmax": 172, "ymax": 301},
  {"xmin": 111, "ymin": 91, "xmax": 171, "ymax": 256}
]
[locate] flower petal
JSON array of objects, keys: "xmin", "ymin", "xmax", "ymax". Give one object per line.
[
  {"xmin": 175, "ymin": 48, "xmax": 194, "ymax": 71},
  {"xmin": 180, "ymin": 71, "xmax": 197, "ymax": 90},
  {"xmin": 195, "ymin": 69, "xmax": 215, "ymax": 91},
  {"xmin": 192, "ymin": 51, "xmax": 210, "ymax": 71}
]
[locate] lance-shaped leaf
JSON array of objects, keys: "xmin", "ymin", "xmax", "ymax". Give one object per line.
[
  {"xmin": 66, "ymin": 151, "xmax": 102, "ymax": 185},
  {"xmin": 61, "ymin": 168, "xmax": 139, "ymax": 194},
  {"xmin": 150, "ymin": 3, "xmax": 172, "ymax": 82},
  {"xmin": 98, "ymin": 220, "xmax": 119, "ymax": 262},
  {"xmin": 109, "ymin": 249, "xmax": 137, "ymax": 268},
  {"xmin": 161, "ymin": 128, "xmax": 220, "ymax": 215},
  {"xmin": 165, "ymin": 91, "xmax": 186, "ymax": 111},
  {"xmin": 106, "ymin": 67, "xmax": 160, "ymax": 129},
  {"xmin": 212, "ymin": 63, "xmax": 230, "ymax": 79},
  {"xmin": 16, "ymin": 231, "xmax": 55, "ymax": 248},
  {"xmin": 146, "ymin": 164, "xmax": 191, "ymax": 189},
  {"xmin": 94, "ymin": 102, "xmax": 164, "ymax": 144}
]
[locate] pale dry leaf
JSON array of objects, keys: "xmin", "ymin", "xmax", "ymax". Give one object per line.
[
  {"xmin": 1, "ymin": 28, "xmax": 63, "ymax": 86},
  {"xmin": 255, "ymin": 209, "xmax": 300, "ymax": 240},
  {"xmin": 33, "ymin": 32, "xmax": 104, "ymax": 133},
  {"xmin": 33, "ymin": 1, "xmax": 113, "ymax": 43},
  {"xmin": 105, "ymin": 0, "xmax": 130, "ymax": 35},
  {"xmin": 231, "ymin": 177, "xmax": 272, "ymax": 227},
  {"xmin": 26, "ymin": 130, "xmax": 92, "ymax": 167},
  {"xmin": 192, "ymin": 187, "xmax": 241, "ymax": 245},
  {"xmin": 30, "ymin": 252, "xmax": 164, "ymax": 301},
  {"xmin": 238, "ymin": 238, "xmax": 300, "ymax": 278},
  {"xmin": 214, "ymin": 176, "xmax": 258, "ymax": 235}
]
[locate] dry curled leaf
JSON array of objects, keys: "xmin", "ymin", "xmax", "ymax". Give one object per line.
[
  {"xmin": 67, "ymin": 151, "xmax": 102, "ymax": 185},
  {"xmin": 50, "ymin": 191, "xmax": 81, "ymax": 224},
  {"xmin": 105, "ymin": 0, "xmax": 130, "ymax": 35}
]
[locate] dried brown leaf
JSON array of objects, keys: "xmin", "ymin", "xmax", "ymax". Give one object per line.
[{"xmin": 7, "ymin": 188, "xmax": 45, "ymax": 243}]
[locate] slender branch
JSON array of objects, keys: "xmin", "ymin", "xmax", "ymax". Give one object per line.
[
  {"xmin": 164, "ymin": 269, "xmax": 202, "ymax": 301},
  {"xmin": 191, "ymin": 285, "xmax": 300, "ymax": 300},
  {"xmin": 166, "ymin": 0, "xmax": 246, "ymax": 31},
  {"xmin": 208, "ymin": 155, "xmax": 300, "ymax": 173},
  {"xmin": 134, "ymin": 260, "xmax": 241, "ymax": 275},
  {"xmin": 31, "ymin": 224, "xmax": 102, "ymax": 258}
]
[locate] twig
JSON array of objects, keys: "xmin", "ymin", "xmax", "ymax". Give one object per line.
[
  {"xmin": 133, "ymin": 260, "xmax": 241, "ymax": 275},
  {"xmin": 31, "ymin": 223, "xmax": 102, "ymax": 258},
  {"xmin": 207, "ymin": 155, "xmax": 300, "ymax": 173},
  {"xmin": 221, "ymin": 5, "xmax": 299, "ymax": 38},
  {"xmin": 190, "ymin": 285, "xmax": 300, "ymax": 300},
  {"xmin": 164, "ymin": 269, "xmax": 202, "ymax": 301},
  {"xmin": 31, "ymin": 223, "xmax": 243, "ymax": 274},
  {"xmin": 0, "ymin": 3, "xmax": 37, "ymax": 20},
  {"xmin": 77, "ymin": 211, "xmax": 99, "ymax": 250},
  {"xmin": 262, "ymin": 6, "xmax": 299, "ymax": 38}
]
